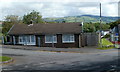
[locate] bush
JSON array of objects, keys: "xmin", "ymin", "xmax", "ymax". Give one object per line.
[
  {"xmin": 103, "ymin": 34, "xmax": 110, "ymax": 38},
  {"xmin": 118, "ymin": 39, "xmax": 120, "ymax": 42}
]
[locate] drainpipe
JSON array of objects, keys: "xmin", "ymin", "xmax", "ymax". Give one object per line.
[
  {"xmin": 13, "ymin": 36, "xmax": 15, "ymax": 45},
  {"xmin": 25, "ymin": 36, "xmax": 27, "ymax": 45},
  {"xmin": 2, "ymin": 36, "xmax": 4, "ymax": 44}
]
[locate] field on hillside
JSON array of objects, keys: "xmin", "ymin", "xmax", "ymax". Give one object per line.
[{"xmin": 43, "ymin": 15, "xmax": 119, "ymax": 23}]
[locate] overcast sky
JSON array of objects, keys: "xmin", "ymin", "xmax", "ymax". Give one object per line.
[{"xmin": 0, "ymin": 0, "xmax": 119, "ymax": 21}]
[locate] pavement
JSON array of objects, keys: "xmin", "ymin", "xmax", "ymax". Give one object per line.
[{"xmin": 2, "ymin": 45, "xmax": 119, "ymax": 53}]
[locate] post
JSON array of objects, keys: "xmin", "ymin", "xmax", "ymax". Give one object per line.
[
  {"xmin": 99, "ymin": 3, "xmax": 102, "ymax": 47},
  {"xmin": 38, "ymin": 37, "xmax": 40, "ymax": 47},
  {"xmin": 115, "ymin": 33, "xmax": 119, "ymax": 48},
  {"xmin": 75, "ymin": 16, "xmax": 77, "ymax": 22},
  {"xmin": 25, "ymin": 36, "xmax": 27, "ymax": 45},
  {"xmin": 52, "ymin": 35, "xmax": 54, "ymax": 48},
  {"xmin": 81, "ymin": 22, "xmax": 84, "ymax": 33},
  {"xmin": 79, "ymin": 35, "xmax": 81, "ymax": 48},
  {"xmin": 81, "ymin": 22, "xmax": 84, "ymax": 47}
]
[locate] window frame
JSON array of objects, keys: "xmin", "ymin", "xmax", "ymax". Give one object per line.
[
  {"xmin": 19, "ymin": 35, "xmax": 36, "ymax": 44},
  {"xmin": 30, "ymin": 35, "xmax": 35, "ymax": 43},
  {"xmin": 19, "ymin": 36, "xmax": 23, "ymax": 43},
  {"xmin": 45, "ymin": 35, "xmax": 57, "ymax": 43},
  {"xmin": 62, "ymin": 34, "xmax": 75, "ymax": 43}
]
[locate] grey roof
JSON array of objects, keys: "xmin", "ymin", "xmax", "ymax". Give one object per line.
[{"xmin": 8, "ymin": 22, "xmax": 82, "ymax": 35}]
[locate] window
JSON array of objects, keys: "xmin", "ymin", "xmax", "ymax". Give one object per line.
[
  {"xmin": 31, "ymin": 35, "xmax": 35, "ymax": 42},
  {"xmin": 19, "ymin": 36, "xmax": 23, "ymax": 42},
  {"xmin": 27, "ymin": 36, "xmax": 31, "ymax": 43},
  {"xmin": 23, "ymin": 36, "xmax": 26, "ymax": 42},
  {"xmin": 19, "ymin": 35, "xmax": 35, "ymax": 43},
  {"xmin": 62, "ymin": 34, "xmax": 75, "ymax": 43},
  {"xmin": 45, "ymin": 35, "xmax": 57, "ymax": 43}
]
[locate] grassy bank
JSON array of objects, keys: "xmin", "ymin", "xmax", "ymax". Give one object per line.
[
  {"xmin": 101, "ymin": 38, "xmax": 114, "ymax": 46},
  {"xmin": 97, "ymin": 38, "xmax": 114, "ymax": 50}
]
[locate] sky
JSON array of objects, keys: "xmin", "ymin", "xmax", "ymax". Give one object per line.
[{"xmin": 0, "ymin": 0, "xmax": 119, "ymax": 21}]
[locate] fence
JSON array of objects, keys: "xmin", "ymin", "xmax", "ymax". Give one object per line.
[{"xmin": 81, "ymin": 33, "xmax": 99, "ymax": 46}]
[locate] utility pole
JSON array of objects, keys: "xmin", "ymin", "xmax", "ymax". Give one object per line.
[
  {"xmin": 100, "ymin": 3, "xmax": 102, "ymax": 47},
  {"xmin": 75, "ymin": 16, "xmax": 77, "ymax": 22},
  {"xmin": 81, "ymin": 22, "xmax": 84, "ymax": 33}
]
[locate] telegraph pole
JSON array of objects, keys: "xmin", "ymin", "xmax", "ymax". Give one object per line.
[
  {"xmin": 75, "ymin": 16, "xmax": 77, "ymax": 22},
  {"xmin": 100, "ymin": 3, "xmax": 102, "ymax": 47}
]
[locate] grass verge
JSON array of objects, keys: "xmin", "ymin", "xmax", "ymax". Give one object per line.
[
  {"xmin": 97, "ymin": 46, "xmax": 114, "ymax": 50},
  {"xmin": 0, "ymin": 56, "xmax": 12, "ymax": 62}
]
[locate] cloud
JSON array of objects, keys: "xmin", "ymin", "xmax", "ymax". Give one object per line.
[
  {"xmin": 102, "ymin": 2, "xmax": 118, "ymax": 16},
  {"xmin": 0, "ymin": 0, "xmax": 119, "ymax": 20}
]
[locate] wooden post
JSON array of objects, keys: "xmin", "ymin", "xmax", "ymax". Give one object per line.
[
  {"xmin": 79, "ymin": 35, "xmax": 81, "ymax": 48},
  {"xmin": 38, "ymin": 37, "xmax": 40, "ymax": 47},
  {"xmin": 52, "ymin": 35, "xmax": 54, "ymax": 48}
]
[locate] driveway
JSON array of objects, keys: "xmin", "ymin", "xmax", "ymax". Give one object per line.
[{"xmin": 1, "ymin": 46, "xmax": 119, "ymax": 71}]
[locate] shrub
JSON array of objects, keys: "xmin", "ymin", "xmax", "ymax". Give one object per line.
[
  {"xmin": 118, "ymin": 39, "xmax": 120, "ymax": 42},
  {"xmin": 103, "ymin": 34, "xmax": 110, "ymax": 38}
]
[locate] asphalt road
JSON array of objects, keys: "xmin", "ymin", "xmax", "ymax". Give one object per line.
[{"xmin": 1, "ymin": 47, "xmax": 120, "ymax": 71}]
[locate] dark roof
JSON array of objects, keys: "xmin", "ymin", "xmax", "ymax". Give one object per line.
[{"xmin": 8, "ymin": 22, "xmax": 82, "ymax": 35}]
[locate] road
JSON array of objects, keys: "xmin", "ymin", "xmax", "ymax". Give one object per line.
[{"xmin": 1, "ymin": 47, "xmax": 120, "ymax": 71}]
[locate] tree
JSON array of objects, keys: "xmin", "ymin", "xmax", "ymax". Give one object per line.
[
  {"xmin": 2, "ymin": 15, "xmax": 21, "ymax": 35},
  {"xmin": 83, "ymin": 22, "xmax": 110, "ymax": 33},
  {"xmin": 109, "ymin": 19, "xmax": 120, "ymax": 29},
  {"xmin": 23, "ymin": 10, "xmax": 44, "ymax": 24},
  {"xmin": 5, "ymin": 15, "xmax": 20, "ymax": 23},
  {"xmin": 2, "ymin": 22, "xmax": 13, "ymax": 35}
]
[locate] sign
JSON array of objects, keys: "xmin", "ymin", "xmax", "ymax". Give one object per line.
[{"xmin": 115, "ymin": 33, "xmax": 119, "ymax": 36}]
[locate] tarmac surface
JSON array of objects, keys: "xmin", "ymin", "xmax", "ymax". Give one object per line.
[
  {"xmin": 2, "ymin": 45, "xmax": 119, "ymax": 53},
  {"xmin": 1, "ymin": 45, "xmax": 120, "ymax": 71}
]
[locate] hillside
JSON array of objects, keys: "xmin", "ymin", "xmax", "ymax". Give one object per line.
[{"xmin": 43, "ymin": 15, "xmax": 119, "ymax": 23}]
